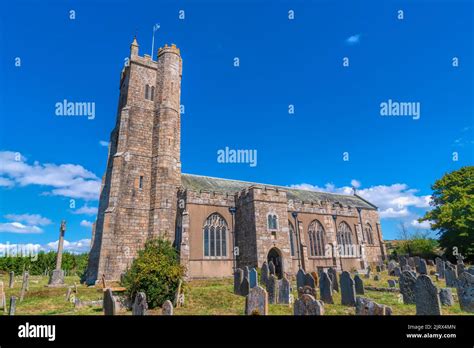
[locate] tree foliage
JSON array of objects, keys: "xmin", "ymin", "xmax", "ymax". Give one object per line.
[
  {"xmin": 394, "ymin": 228, "xmax": 439, "ymax": 259},
  {"xmin": 121, "ymin": 239, "xmax": 185, "ymax": 309},
  {"xmin": 419, "ymin": 166, "xmax": 474, "ymax": 261}
]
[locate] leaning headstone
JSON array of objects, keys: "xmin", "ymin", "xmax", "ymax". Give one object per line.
[
  {"xmin": 319, "ymin": 271, "xmax": 333, "ymax": 304},
  {"xmin": 304, "ymin": 273, "xmax": 316, "ymax": 289},
  {"xmin": 456, "ymin": 272, "xmax": 474, "ymax": 312},
  {"xmin": 268, "ymin": 261, "xmax": 276, "ymax": 276},
  {"xmin": 233, "ymin": 268, "xmax": 243, "ymax": 295},
  {"xmin": 418, "ymin": 259, "xmax": 428, "ymax": 275},
  {"xmin": 340, "ymin": 271, "xmax": 356, "ymax": 306},
  {"xmin": 435, "ymin": 258, "xmax": 445, "ymax": 279},
  {"xmin": 445, "ymin": 264, "xmax": 458, "ymax": 287},
  {"xmin": 132, "ymin": 292, "xmax": 148, "ymax": 315},
  {"xmin": 8, "ymin": 296, "xmax": 16, "ymax": 316},
  {"xmin": 355, "ymin": 297, "xmax": 392, "ymax": 315},
  {"xmin": 388, "ymin": 279, "xmax": 397, "ymax": 288},
  {"xmin": 162, "ymin": 300, "xmax": 173, "ymax": 315},
  {"xmin": 439, "ymin": 288, "xmax": 454, "ymax": 306},
  {"xmin": 240, "ymin": 277, "xmax": 250, "ymax": 297},
  {"xmin": 354, "ymin": 275, "xmax": 364, "ymax": 295},
  {"xmin": 103, "ymin": 288, "xmax": 117, "ymax": 315},
  {"xmin": 267, "ymin": 275, "xmax": 279, "ymax": 304},
  {"xmin": 399, "ymin": 270, "xmax": 417, "ymax": 304},
  {"xmin": 261, "ymin": 262, "xmax": 269, "ymax": 286},
  {"xmin": 328, "ymin": 267, "xmax": 339, "ymax": 292},
  {"xmin": 294, "ymin": 294, "xmax": 324, "ymax": 315},
  {"xmin": 415, "ymin": 275, "xmax": 441, "ymax": 315},
  {"xmin": 296, "ymin": 268, "xmax": 306, "ymax": 290},
  {"xmin": 9, "ymin": 271, "xmax": 14, "ymax": 288},
  {"xmin": 408, "ymin": 257, "xmax": 416, "ymax": 268},
  {"xmin": 245, "ymin": 286, "xmax": 268, "ymax": 315},
  {"xmin": 278, "ymin": 276, "xmax": 290, "ymax": 304},
  {"xmin": 249, "ymin": 268, "xmax": 258, "ymax": 288}
]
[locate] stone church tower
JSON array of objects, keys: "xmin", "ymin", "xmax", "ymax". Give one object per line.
[{"xmin": 85, "ymin": 38, "xmax": 182, "ymax": 284}]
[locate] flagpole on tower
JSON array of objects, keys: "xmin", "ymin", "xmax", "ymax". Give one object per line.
[{"xmin": 151, "ymin": 23, "xmax": 160, "ymax": 59}]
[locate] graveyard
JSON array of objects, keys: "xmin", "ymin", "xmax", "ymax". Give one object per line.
[{"xmin": 0, "ymin": 257, "xmax": 472, "ymax": 316}]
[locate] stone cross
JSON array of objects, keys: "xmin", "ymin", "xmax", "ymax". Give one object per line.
[
  {"xmin": 415, "ymin": 275, "xmax": 441, "ymax": 315},
  {"xmin": 340, "ymin": 271, "xmax": 356, "ymax": 306},
  {"xmin": 132, "ymin": 292, "xmax": 148, "ymax": 315},
  {"xmin": 162, "ymin": 300, "xmax": 174, "ymax": 315},
  {"xmin": 319, "ymin": 271, "xmax": 333, "ymax": 304},
  {"xmin": 293, "ymin": 294, "xmax": 324, "ymax": 315},
  {"xmin": 245, "ymin": 285, "xmax": 268, "ymax": 315},
  {"xmin": 9, "ymin": 296, "xmax": 16, "ymax": 315},
  {"xmin": 48, "ymin": 220, "xmax": 66, "ymax": 286}
]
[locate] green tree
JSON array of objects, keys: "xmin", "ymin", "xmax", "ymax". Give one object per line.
[
  {"xmin": 419, "ymin": 166, "xmax": 474, "ymax": 262},
  {"xmin": 121, "ymin": 239, "xmax": 185, "ymax": 309}
]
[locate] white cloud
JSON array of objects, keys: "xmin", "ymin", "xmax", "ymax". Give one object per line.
[
  {"xmin": 71, "ymin": 205, "xmax": 98, "ymax": 216},
  {"xmin": 46, "ymin": 238, "xmax": 91, "ymax": 254},
  {"xmin": 351, "ymin": 179, "xmax": 361, "ymax": 188},
  {"xmin": 4, "ymin": 213, "xmax": 52, "ymax": 226},
  {"xmin": 346, "ymin": 34, "xmax": 361, "ymax": 45},
  {"xmin": 411, "ymin": 219, "xmax": 432, "ymax": 229},
  {"xmin": 80, "ymin": 220, "xmax": 93, "ymax": 228},
  {"xmin": 99, "ymin": 140, "xmax": 109, "ymax": 147},
  {"xmin": 0, "ymin": 177, "xmax": 14, "ymax": 187},
  {"xmin": 0, "ymin": 151, "xmax": 101, "ymax": 200},
  {"xmin": 0, "ymin": 222, "xmax": 43, "ymax": 234}
]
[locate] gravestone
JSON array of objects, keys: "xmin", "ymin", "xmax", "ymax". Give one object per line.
[
  {"xmin": 414, "ymin": 256, "xmax": 421, "ymax": 272},
  {"xmin": 240, "ymin": 277, "xmax": 250, "ymax": 297},
  {"xmin": 388, "ymin": 260, "xmax": 398, "ymax": 275},
  {"xmin": 233, "ymin": 268, "xmax": 243, "ymax": 295},
  {"xmin": 456, "ymin": 263, "xmax": 465, "ymax": 277},
  {"xmin": 340, "ymin": 271, "xmax": 356, "ymax": 306},
  {"xmin": 376, "ymin": 265, "xmax": 382, "ymax": 273},
  {"xmin": 298, "ymin": 285, "xmax": 317, "ymax": 299},
  {"xmin": 419, "ymin": 259, "xmax": 427, "ymax": 275},
  {"xmin": 427, "ymin": 259, "xmax": 435, "ymax": 266},
  {"xmin": 399, "ymin": 271, "xmax": 417, "ymax": 304},
  {"xmin": 66, "ymin": 287, "xmax": 73, "ymax": 302},
  {"xmin": 456, "ymin": 272, "xmax": 474, "ymax": 312},
  {"xmin": 49, "ymin": 220, "xmax": 67, "ymax": 286},
  {"xmin": 408, "ymin": 257, "xmax": 415, "ymax": 268},
  {"xmin": 468, "ymin": 267, "xmax": 474, "ymax": 276},
  {"xmin": 9, "ymin": 296, "xmax": 16, "ymax": 316},
  {"xmin": 293, "ymin": 294, "xmax": 324, "ymax": 315},
  {"xmin": 439, "ymin": 288, "xmax": 454, "ymax": 306},
  {"xmin": 267, "ymin": 275, "xmax": 279, "ymax": 304},
  {"xmin": 393, "ymin": 267, "xmax": 402, "ymax": 277},
  {"xmin": 9, "ymin": 271, "xmax": 14, "ymax": 288},
  {"xmin": 132, "ymin": 292, "xmax": 148, "ymax": 315},
  {"xmin": 296, "ymin": 268, "xmax": 306, "ymax": 290},
  {"xmin": 319, "ymin": 271, "xmax": 333, "ymax": 304},
  {"xmin": 355, "ymin": 297, "xmax": 392, "ymax": 315},
  {"xmin": 415, "ymin": 275, "xmax": 441, "ymax": 315},
  {"xmin": 249, "ymin": 268, "xmax": 258, "ymax": 288},
  {"xmin": 103, "ymin": 288, "xmax": 117, "ymax": 315},
  {"xmin": 328, "ymin": 267, "xmax": 339, "ymax": 292},
  {"xmin": 402, "ymin": 265, "xmax": 413, "ymax": 272},
  {"xmin": 310, "ymin": 272, "xmax": 319, "ymax": 286},
  {"xmin": 162, "ymin": 300, "xmax": 173, "ymax": 315},
  {"xmin": 243, "ymin": 266, "xmax": 250, "ymax": 280},
  {"xmin": 354, "ymin": 275, "xmax": 364, "ymax": 295},
  {"xmin": 19, "ymin": 272, "xmax": 29, "ymax": 302},
  {"xmin": 374, "ymin": 275, "xmax": 380, "ymax": 281},
  {"xmin": 245, "ymin": 286, "xmax": 268, "ymax": 315},
  {"xmin": 278, "ymin": 276, "xmax": 290, "ymax": 304},
  {"xmin": 304, "ymin": 273, "xmax": 316, "ymax": 289},
  {"xmin": 399, "ymin": 256, "xmax": 407, "ymax": 267},
  {"xmin": 445, "ymin": 264, "xmax": 457, "ymax": 287},
  {"xmin": 388, "ymin": 279, "xmax": 397, "ymax": 288},
  {"xmin": 261, "ymin": 262, "xmax": 269, "ymax": 286},
  {"xmin": 174, "ymin": 279, "xmax": 183, "ymax": 307},
  {"xmin": 435, "ymin": 258, "xmax": 445, "ymax": 279},
  {"xmin": 364, "ymin": 266, "xmax": 371, "ymax": 279},
  {"xmin": 269, "ymin": 261, "xmax": 276, "ymax": 276}
]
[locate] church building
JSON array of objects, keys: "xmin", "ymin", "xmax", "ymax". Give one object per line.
[{"xmin": 85, "ymin": 38, "xmax": 386, "ymax": 284}]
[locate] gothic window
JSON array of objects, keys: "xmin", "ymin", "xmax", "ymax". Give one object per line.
[
  {"xmin": 289, "ymin": 221, "xmax": 296, "ymax": 256},
  {"xmin": 203, "ymin": 213, "xmax": 228, "ymax": 258},
  {"xmin": 364, "ymin": 223, "xmax": 374, "ymax": 245},
  {"xmin": 267, "ymin": 214, "xmax": 278, "ymax": 230},
  {"xmin": 308, "ymin": 220, "xmax": 325, "ymax": 256},
  {"xmin": 337, "ymin": 221, "xmax": 355, "ymax": 256},
  {"xmin": 150, "ymin": 86, "xmax": 155, "ymax": 101},
  {"xmin": 145, "ymin": 84, "xmax": 150, "ymax": 100}
]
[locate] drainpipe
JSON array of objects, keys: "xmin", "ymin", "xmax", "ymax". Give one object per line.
[
  {"xmin": 229, "ymin": 206, "xmax": 236, "ymax": 272},
  {"xmin": 291, "ymin": 211, "xmax": 302, "ymax": 270}
]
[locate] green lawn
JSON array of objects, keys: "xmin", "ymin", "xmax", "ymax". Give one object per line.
[{"xmin": 0, "ymin": 266, "xmax": 472, "ymax": 316}]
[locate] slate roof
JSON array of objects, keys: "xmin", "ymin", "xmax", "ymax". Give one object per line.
[{"xmin": 181, "ymin": 173, "xmax": 377, "ymax": 210}]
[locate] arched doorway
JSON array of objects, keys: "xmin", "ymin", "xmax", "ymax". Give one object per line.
[{"xmin": 267, "ymin": 247, "xmax": 283, "ymax": 279}]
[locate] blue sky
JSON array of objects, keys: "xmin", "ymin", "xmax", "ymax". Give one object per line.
[{"xmin": 0, "ymin": 0, "xmax": 472, "ymax": 253}]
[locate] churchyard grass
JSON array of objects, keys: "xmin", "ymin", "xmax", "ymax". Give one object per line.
[{"xmin": 0, "ymin": 265, "xmax": 471, "ymax": 315}]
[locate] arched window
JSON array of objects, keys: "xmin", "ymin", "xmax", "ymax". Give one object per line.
[
  {"xmin": 267, "ymin": 214, "xmax": 278, "ymax": 230},
  {"xmin": 364, "ymin": 223, "xmax": 374, "ymax": 245},
  {"xmin": 145, "ymin": 84, "xmax": 150, "ymax": 100},
  {"xmin": 288, "ymin": 221, "xmax": 296, "ymax": 256},
  {"xmin": 337, "ymin": 221, "xmax": 355, "ymax": 256},
  {"xmin": 203, "ymin": 213, "xmax": 227, "ymax": 258},
  {"xmin": 308, "ymin": 220, "xmax": 325, "ymax": 256},
  {"xmin": 150, "ymin": 86, "xmax": 155, "ymax": 101}
]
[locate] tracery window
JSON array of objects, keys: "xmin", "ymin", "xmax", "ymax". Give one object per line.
[
  {"xmin": 337, "ymin": 221, "xmax": 355, "ymax": 256},
  {"xmin": 308, "ymin": 220, "xmax": 325, "ymax": 256},
  {"xmin": 267, "ymin": 214, "xmax": 278, "ymax": 230},
  {"xmin": 364, "ymin": 223, "xmax": 374, "ymax": 245},
  {"xmin": 203, "ymin": 213, "xmax": 227, "ymax": 258}
]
